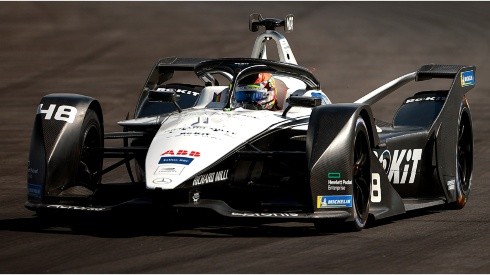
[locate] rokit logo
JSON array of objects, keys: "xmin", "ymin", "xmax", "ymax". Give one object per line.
[
  {"xmin": 157, "ymin": 87, "xmax": 199, "ymax": 97},
  {"xmin": 374, "ymin": 149, "xmax": 422, "ymax": 184},
  {"xmin": 404, "ymin": 96, "xmax": 446, "ymax": 104}
]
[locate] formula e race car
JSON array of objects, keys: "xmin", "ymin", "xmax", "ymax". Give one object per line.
[{"xmin": 26, "ymin": 14, "xmax": 475, "ymax": 231}]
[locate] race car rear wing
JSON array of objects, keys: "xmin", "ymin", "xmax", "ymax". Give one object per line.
[
  {"xmin": 156, "ymin": 57, "xmax": 209, "ymax": 69},
  {"xmin": 416, "ymin": 64, "xmax": 468, "ymax": 81},
  {"xmin": 355, "ymin": 64, "xmax": 476, "ymax": 105}
]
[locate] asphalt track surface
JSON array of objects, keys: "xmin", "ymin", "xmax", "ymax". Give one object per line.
[{"xmin": 1, "ymin": 2, "xmax": 490, "ymax": 273}]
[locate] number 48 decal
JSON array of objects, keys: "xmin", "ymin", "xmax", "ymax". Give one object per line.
[
  {"xmin": 38, "ymin": 104, "xmax": 78, "ymax": 124},
  {"xmin": 371, "ymin": 173, "xmax": 381, "ymax": 203}
]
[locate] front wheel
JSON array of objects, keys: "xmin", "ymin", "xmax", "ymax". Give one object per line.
[
  {"xmin": 77, "ymin": 108, "xmax": 103, "ymax": 193},
  {"xmin": 349, "ymin": 117, "xmax": 371, "ymax": 231},
  {"xmin": 59, "ymin": 108, "xmax": 103, "ymax": 197}
]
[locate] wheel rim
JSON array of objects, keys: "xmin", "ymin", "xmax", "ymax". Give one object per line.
[
  {"xmin": 353, "ymin": 132, "xmax": 370, "ymax": 221},
  {"xmin": 78, "ymin": 124, "xmax": 102, "ymax": 188},
  {"xmin": 457, "ymin": 117, "xmax": 472, "ymax": 193}
]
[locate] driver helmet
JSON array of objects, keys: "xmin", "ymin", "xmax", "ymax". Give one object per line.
[{"xmin": 235, "ymin": 73, "xmax": 277, "ymax": 110}]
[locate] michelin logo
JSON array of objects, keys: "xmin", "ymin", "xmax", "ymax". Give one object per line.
[
  {"xmin": 461, "ymin": 70, "xmax": 475, "ymax": 87},
  {"xmin": 317, "ymin": 195, "xmax": 353, "ymax": 208}
]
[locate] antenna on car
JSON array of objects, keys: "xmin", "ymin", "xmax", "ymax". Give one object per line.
[{"xmin": 249, "ymin": 14, "xmax": 297, "ymax": 65}]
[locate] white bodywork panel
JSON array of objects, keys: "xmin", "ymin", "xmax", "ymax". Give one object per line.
[{"xmin": 145, "ymin": 107, "xmax": 312, "ymax": 190}]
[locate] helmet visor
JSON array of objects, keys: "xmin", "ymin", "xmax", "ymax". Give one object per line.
[{"xmin": 235, "ymin": 85, "xmax": 268, "ymax": 103}]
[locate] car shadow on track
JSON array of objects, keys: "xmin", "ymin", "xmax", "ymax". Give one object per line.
[
  {"xmin": 366, "ymin": 205, "xmax": 446, "ymax": 229},
  {"xmin": 0, "ymin": 206, "xmax": 445, "ymax": 238},
  {"xmin": 0, "ymin": 212, "xmax": 319, "ymax": 238}
]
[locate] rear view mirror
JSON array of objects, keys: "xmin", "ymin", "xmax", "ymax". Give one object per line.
[
  {"xmin": 282, "ymin": 95, "xmax": 321, "ymax": 117},
  {"xmin": 287, "ymin": 96, "xmax": 321, "ymax": 107}
]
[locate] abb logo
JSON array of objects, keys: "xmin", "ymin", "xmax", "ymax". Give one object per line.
[{"xmin": 161, "ymin": 150, "xmax": 201, "ymax": 157}]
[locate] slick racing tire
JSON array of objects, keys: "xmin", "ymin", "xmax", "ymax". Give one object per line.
[
  {"xmin": 450, "ymin": 99, "xmax": 473, "ymax": 209},
  {"xmin": 349, "ymin": 117, "xmax": 371, "ymax": 231},
  {"xmin": 74, "ymin": 108, "xmax": 103, "ymax": 195}
]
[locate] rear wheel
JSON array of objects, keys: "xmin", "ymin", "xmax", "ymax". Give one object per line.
[{"xmin": 450, "ymin": 106, "xmax": 472, "ymax": 209}]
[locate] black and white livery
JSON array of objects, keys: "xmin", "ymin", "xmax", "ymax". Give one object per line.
[{"xmin": 26, "ymin": 14, "xmax": 475, "ymax": 231}]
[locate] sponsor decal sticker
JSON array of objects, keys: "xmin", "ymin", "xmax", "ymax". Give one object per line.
[
  {"xmin": 28, "ymin": 183, "xmax": 42, "ymax": 198},
  {"xmin": 162, "ymin": 150, "xmax": 200, "ymax": 157},
  {"xmin": 317, "ymin": 195, "xmax": 353, "ymax": 208},
  {"xmin": 327, "ymin": 172, "xmax": 352, "ymax": 192},
  {"xmin": 46, "ymin": 205, "xmax": 107, "ymax": 211},
  {"xmin": 159, "ymin": 149, "xmax": 200, "ymax": 165},
  {"xmin": 159, "ymin": 157, "xmax": 194, "ymax": 165},
  {"xmin": 192, "ymin": 192, "xmax": 200, "ymax": 203},
  {"xmin": 404, "ymin": 96, "xmax": 446, "ymax": 104},
  {"xmin": 461, "ymin": 70, "xmax": 475, "ymax": 87},
  {"xmin": 447, "ymin": 179, "xmax": 455, "ymax": 191},
  {"xmin": 38, "ymin": 104, "xmax": 78, "ymax": 123},
  {"xmin": 373, "ymin": 149, "xmax": 422, "ymax": 184},
  {"xmin": 193, "ymin": 170, "xmax": 229, "ymax": 186},
  {"xmin": 157, "ymin": 87, "xmax": 199, "ymax": 97},
  {"xmin": 231, "ymin": 212, "xmax": 299, "ymax": 217},
  {"xmin": 152, "ymin": 178, "xmax": 172, "ymax": 184},
  {"xmin": 371, "ymin": 173, "xmax": 382, "ymax": 203},
  {"xmin": 27, "ymin": 162, "xmax": 39, "ymax": 180},
  {"xmin": 162, "ymin": 126, "xmax": 236, "ymax": 139},
  {"xmin": 154, "ymin": 165, "xmax": 185, "ymax": 175}
]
